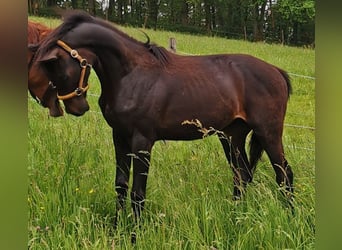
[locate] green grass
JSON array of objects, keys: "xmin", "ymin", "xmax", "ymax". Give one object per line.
[{"xmin": 28, "ymin": 16, "xmax": 315, "ymax": 249}]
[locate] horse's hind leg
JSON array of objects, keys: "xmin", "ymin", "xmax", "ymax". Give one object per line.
[
  {"xmin": 219, "ymin": 119, "xmax": 252, "ymax": 199},
  {"xmin": 255, "ymin": 128, "xmax": 294, "ymax": 197},
  {"xmin": 248, "ymin": 132, "xmax": 264, "ymax": 180}
]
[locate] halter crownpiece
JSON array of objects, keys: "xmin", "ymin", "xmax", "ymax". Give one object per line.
[{"xmin": 56, "ymin": 40, "xmax": 92, "ymax": 100}]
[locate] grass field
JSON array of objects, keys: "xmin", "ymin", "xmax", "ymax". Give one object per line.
[{"xmin": 28, "ymin": 16, "xmax": 315, "ymax": 249}]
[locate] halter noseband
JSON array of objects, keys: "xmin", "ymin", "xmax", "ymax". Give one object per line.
[{"xmin": 56, "ymin": 40, "xmax": 91, "ymax": 100}]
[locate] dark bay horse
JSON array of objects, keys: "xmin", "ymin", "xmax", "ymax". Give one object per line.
[
  {"xmin": 35, "ymin": 12, "xmax": 293, "ymax": 221},
  {"xmin": 28, "ymin": 20, "xmax": 63, "ymax": 117}
]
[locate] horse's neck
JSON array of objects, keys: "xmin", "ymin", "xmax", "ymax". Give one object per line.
[
  {"xmin": 78, "ymin": 25, "xmax": 147, "ymax": 96},
  {"xmin": 92, "ymin": 52, "xmax": 128, "ymax": 97}
]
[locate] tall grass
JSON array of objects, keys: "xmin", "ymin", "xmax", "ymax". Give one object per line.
[{"xmin": 28, "ymin": 16, "xmax": 315, "ymax": 249}]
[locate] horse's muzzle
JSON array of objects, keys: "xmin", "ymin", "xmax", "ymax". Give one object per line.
[{"xmin": 63, "ymin": 98, "xmax": 90, "ymax": 116}]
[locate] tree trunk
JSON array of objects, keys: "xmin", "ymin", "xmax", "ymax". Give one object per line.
[
  {"xmin": 291, "ymin": 21, "xmax": 298, "ymax": 45},
  {"xmin": 118, "ymin": 0, "xmax": 123, "ymax": 22},
  {"xmin": 252, "ymin": 0, "xmax": 267, "ymax": 41},
  {"xmin": 269, "ymin": 0, "xmax": 274, "ymax": 29},
  {"xmin": 211, "ymin": 4, "xmax": 216, "ymax": 29},
  {"xmin": 180, "ymin": 0, "xmax": 189, "ymax": 25},
  {"xmin": 117, "ymin": 0, "xmax": 128, "ymax": 23},
  {"xmin": 88, "ymin": 0, "xmax": 96, "ymax": 16},
  {"xmin": 46, "ymin": 0, "xmax": 55, "ymax": 7},
  {"xmin": 147, "ymin": 0, "xmax": 159, "ymax": 30},
  {"xmin": 28, "ymin": 0, "xmax": 32, "ymax": 14},
  {"xmin": 204, "ymin": 0, "xmax": 212, "ymax": 34},
  {"xmin": 108, "ymin": 0, "xmax": 115, "ymax": 19},
  {"xmin": 71, "ymin": 0, "xmax": 78, "ymax": 9}
]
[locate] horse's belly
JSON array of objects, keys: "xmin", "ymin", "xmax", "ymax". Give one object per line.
[
  {"xmin": 155, "ymin": 115, "xmax": 232, "ymax": 141},
  {"xmin": 156, "ymin": 126, "xmax": 207, "ymax": 141}
]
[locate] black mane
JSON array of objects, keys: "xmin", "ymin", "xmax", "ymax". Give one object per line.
[
  {"xmin": 147, "ymin": 44, "xmax": 170, "ymax": 67},
  {"xmin": 35, "ymin": 10, "xmax": 171, "ymax": 66}
]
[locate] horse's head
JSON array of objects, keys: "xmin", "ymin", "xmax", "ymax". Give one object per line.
[
  {"xmin": 37, "ymin": 41, "xmax": 93, "ymax": 116},
  {"xmin": 28, "ymin": 44, "xmax": 63, "ymax": 117}
]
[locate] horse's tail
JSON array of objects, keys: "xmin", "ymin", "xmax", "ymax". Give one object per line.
[
  {"xmin": 277, "ymin": 67, "xmax": 292, "ymax": 98},
  {"xmin": 249, "ymin": 132, "xmax": 264, "ymax": 178}
]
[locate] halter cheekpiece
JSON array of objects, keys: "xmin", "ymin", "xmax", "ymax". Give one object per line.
[{"xmin": 56, "ymin": 40, "xmax": 92, "ymax": 100}]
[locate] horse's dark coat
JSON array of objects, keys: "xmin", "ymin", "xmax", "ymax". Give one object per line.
[{"xmin": 35, "ymin": 11, "xmax": 294, "ymax": 221}]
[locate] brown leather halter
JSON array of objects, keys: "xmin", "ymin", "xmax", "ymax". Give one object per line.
[{"xmin": 56, "ymin": 40, "xmax": 91, "ymax": 100}]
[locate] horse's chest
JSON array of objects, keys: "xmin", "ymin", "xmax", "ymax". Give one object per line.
[{"xmin": 101, "ymin": 99, "xmax": 138, "ymax": 129}]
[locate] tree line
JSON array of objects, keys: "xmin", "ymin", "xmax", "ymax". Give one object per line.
[{"xmin": 28, "ymin": 0, "xmax": 315, "ymax": 47}]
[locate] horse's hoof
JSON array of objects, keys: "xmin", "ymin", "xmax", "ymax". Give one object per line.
[{"xmin": 131, "ymin": 232, "xmax": 136, "ymax": 244}]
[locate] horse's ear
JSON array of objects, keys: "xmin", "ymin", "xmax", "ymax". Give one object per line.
[{"xmin": 38, "ymin": 50, "xmax": 58, "ymax": 63}]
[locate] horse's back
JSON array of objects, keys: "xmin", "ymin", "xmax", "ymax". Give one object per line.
[
  {"xmin": 168, "ymin": 53, "xmax": 290, "ymax": 101},
  {"xmin": 167, "ymin": 53, "xmax": 291, "ymax": 127}
]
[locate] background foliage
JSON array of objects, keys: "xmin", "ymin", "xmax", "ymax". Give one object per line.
[{"xmin": 27, "ymin": 0, "xmax": 315, "ymax": 46}]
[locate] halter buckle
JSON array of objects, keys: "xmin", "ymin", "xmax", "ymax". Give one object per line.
[
  {"xmin": 70, "ymin": 49, "xmax": 79, "ymax": 58},
  {"xmin": 75, "ymin": 88, "xmax": 83, "ymax": 96},
  {"xmin": 80, "ymin": 59, "xmax": 88, "ymax": 68}
]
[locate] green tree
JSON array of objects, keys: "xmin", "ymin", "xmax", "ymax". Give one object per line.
[
  {"xmin": 271, "ymin": 0, "xmax": 315, "ymax": 45},
  {"xmin": 28, "ymin": 0, "xmax": 315, "ymax": 46}
]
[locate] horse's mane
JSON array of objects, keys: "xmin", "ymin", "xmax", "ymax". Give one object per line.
[
  {"xmin": 36, "ymin": 10, "xmax": 171, "ymax": 66},
  {"xmin": 147, "ymin": 44, "xmax": 170, "ymax": 67},
  {"xmin": 28, "ymin": 21, "xmax": 53, "ymax": 44}
]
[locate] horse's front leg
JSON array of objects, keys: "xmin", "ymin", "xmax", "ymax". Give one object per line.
[
  {"xmin": 130, "ymin": 132, "xmax": 154, "ymax": 221},
  {"xmin": 113, "ymin": 130, "xmax": 132, "ymax": 222}
]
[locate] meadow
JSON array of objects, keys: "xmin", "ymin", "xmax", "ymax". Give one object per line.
[{"xmin": 28, "ymin": 16, "xmax": 315, "ymax": 249}]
